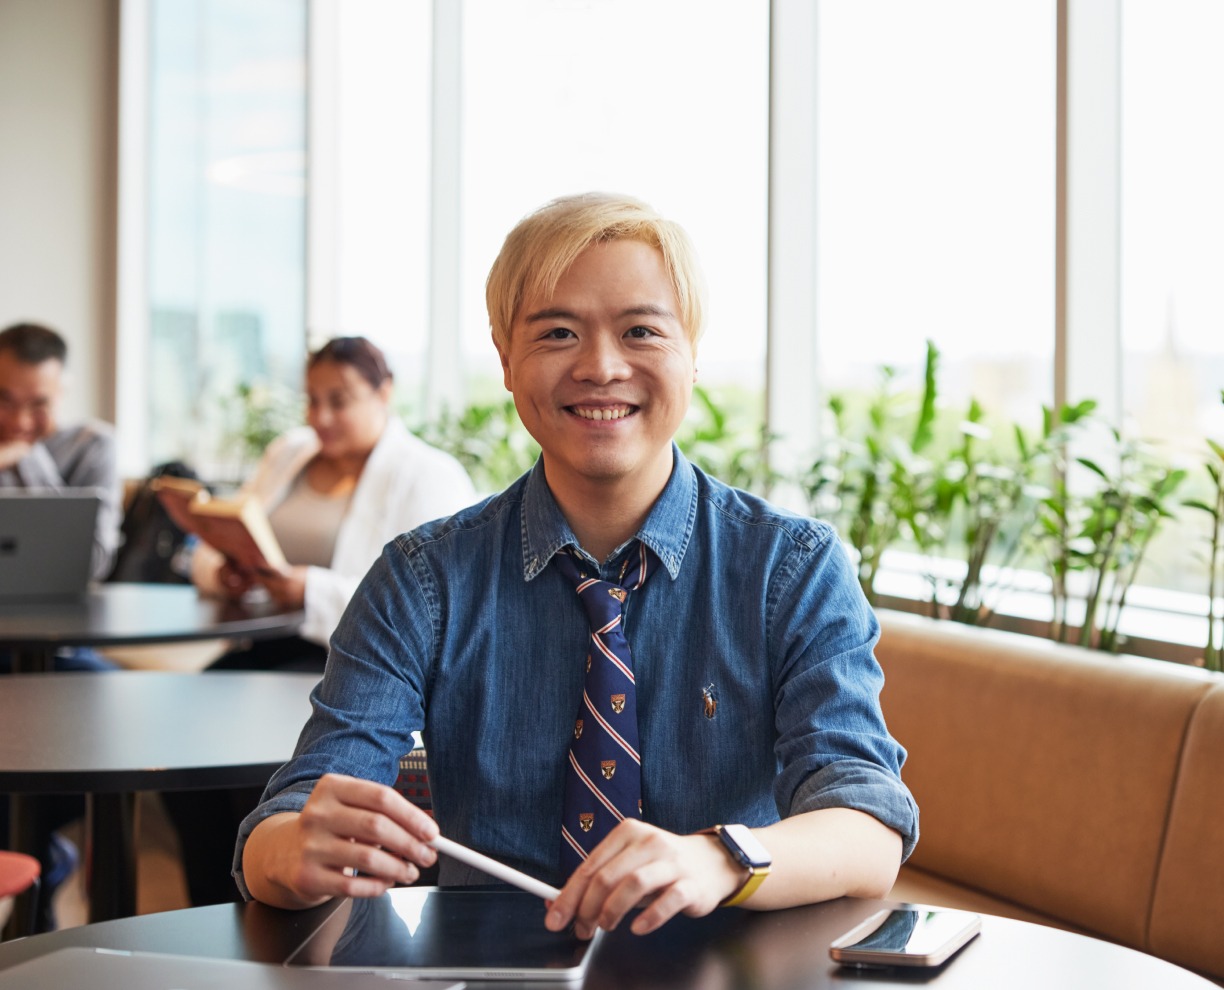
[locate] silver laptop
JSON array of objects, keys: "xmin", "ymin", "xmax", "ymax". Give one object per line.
[
  {"xmin": 0, "ymin": 489, "xmax": 100, "ymax": 602},
  {"xmin": 0, "ymin": 947, "xmax": 465, "ymax": 989}
]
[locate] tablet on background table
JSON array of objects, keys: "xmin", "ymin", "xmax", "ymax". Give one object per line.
[{"xmin": 0, "ymin": 946, "xmax": 465, "ymax": 989}]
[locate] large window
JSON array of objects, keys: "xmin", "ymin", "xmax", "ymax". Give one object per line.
[
  {"xmin": 144, "ymin": 0, "xmax": 307, "ymax": 477},
  {"xmin": 119, "ymin": 0, "xmax": 1220, "ymax": 642},
  {"xmin": 813, "ymin": 1, "xmax": 1056, "ymax": 429},
  {"xmin": 1121, "ymin": 0, "xmax": 1224, "ymax": 596}
]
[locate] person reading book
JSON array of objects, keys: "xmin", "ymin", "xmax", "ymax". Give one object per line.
[
  {"xmin": 191, "ymin": 335, "xmax": 477, "ymax": 672},
  {"xmin": 235, "ymin": 194, "xmax": 918, "ymax": 938},
  {"xmin": 169, "ymin": 335, "xmax": 476, "ymax": 906}
]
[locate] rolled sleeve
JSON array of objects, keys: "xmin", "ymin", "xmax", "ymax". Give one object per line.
[{"xmin": 790, "ymin": 759, "xmax": 920, "ymax": 861}]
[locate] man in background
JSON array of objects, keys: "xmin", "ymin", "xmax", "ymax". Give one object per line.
[
  {"xmin": 0, "ymin": 321, "xmax": 122, "ymax": 582},
  {"xmin": 0, "ymin": 320, "xmax": 124, "ymax": 929}
]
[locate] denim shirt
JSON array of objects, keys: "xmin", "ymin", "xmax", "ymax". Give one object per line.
[{"xmin": 234, "ymin": 448, "xmax": 918, "ymax": 897}]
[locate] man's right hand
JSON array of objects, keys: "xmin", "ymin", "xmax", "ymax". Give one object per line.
[
  {"xmin": 0, "ymin": 439, "xmax": 32, "ymax": 471},
  {"xmin": 242, "ymin": 774, "xmax": 440, "ymax": 910}
]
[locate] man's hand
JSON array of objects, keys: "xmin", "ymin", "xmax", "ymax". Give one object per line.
[
  {"xmin": 243, "ymin": 774, "xmax": 439, "ymax": 910},
  {"xmin": 544, "ymin": 820, "xmax": 744, "ymax": 939},
  {"xmin": 0, "ymin": 438, "xmax": 32, "ymax": 471}
]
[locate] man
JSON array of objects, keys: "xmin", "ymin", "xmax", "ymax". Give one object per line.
[
  {"xmin": 0, "ymin": 321, "xmax": 124, "ymax": 929},
  {"xmin": 0, "ymin": 321, "xmax": 122, "ymax": 582},
  {"xmin": 237, "ymin": 193, "xmax": 918, "ymax": 939}
]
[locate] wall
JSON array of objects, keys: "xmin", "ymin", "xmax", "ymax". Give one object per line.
[{"xmin": 0, "ymin": 0, "xmax": 119, "ymax": 425}]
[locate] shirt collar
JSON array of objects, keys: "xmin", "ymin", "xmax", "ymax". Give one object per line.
[{"xmin": 520, "ymin": 443, "xmax": 695, "ymax": 582}]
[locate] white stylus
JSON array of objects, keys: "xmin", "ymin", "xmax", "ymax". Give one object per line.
[{"xmin": 429, "ymin": 835, "xmax": 563, "ymax": 902}]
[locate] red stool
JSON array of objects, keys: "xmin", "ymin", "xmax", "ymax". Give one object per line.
[{"xmin": 0, "ymin": 850, "xmax": 41, "ymax": 940}]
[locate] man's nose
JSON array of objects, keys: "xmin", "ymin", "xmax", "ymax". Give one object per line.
[{"xmin": 571, "ymin": 335, "xmax": 630, "ymax": 383}]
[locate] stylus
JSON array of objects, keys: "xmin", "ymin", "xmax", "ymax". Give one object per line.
[{"xmin": 429, "ymin": 835, "xmax": 563, "ymax": 902}]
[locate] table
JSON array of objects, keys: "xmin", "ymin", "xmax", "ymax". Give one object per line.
[
  {"xmin": 0, "ymin": 582, "xmax": 304, "ymax": 673},
  {"xmin": 0, "ymin": 891, "xmax": 1216, "ymax": 988},
  {"xmin": 0, "ymin": 671, "xmax": 318, "ymax": 929}
]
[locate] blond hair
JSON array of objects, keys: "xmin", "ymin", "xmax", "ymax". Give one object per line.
[{"xmin": 485, "ymin": 192, "xmax": 707, "ymax": 351}]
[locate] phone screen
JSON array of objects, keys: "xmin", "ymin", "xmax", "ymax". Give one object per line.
[{"xmin": 830, "ymin": 908, "xmax": 981, "ymax": 968}]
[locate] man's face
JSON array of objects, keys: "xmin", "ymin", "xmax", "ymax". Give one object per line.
[
  {"xmin": 0, "ymin": 350, "xmax": 63, "ymax": 444},
  {"xmin": 497, "ymin": 238, "xmax": 696, "ymax": 498}
]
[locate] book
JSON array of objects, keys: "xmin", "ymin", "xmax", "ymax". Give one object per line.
[{"xmin": 149, "ymin": 475, "xmax": 287, "ymax": 573}]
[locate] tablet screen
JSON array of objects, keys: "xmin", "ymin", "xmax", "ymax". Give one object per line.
[{"xmin": 283, "ymin": 888, "xmax": 600, "ymax": 982}]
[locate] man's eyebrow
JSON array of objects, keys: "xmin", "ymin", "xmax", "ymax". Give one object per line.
[
  {"xmin": 523, "ymin": 307, "xmax": 578, "ymax": 324},
  {"xmin": 522, "ymin": 304, "xmax": 677, "ymax": 323},
  {"xmin": 619, "ymin": 304, "xmax": 677, "ymax": 321}
]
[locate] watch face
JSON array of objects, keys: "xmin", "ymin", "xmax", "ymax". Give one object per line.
[{"xmin": 720, "ymin": 824, "xmax": 772, "ymax": 868}]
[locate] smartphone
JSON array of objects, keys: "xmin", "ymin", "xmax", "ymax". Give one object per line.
[{"xmin": 829, "ymin": 907, "xmax": 981, "ymax": 969}]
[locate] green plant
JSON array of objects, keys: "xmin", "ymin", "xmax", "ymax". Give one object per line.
[
  {"xmin": 1037, "ymin": 424, "xmax": 1187, "ymax": 652},
  {"xmin": 801, "ymin": 340, "xmax": 940, "ymax": 604},
  {"xmin": 222, "ymin": 380, "xmax": 302, "ymax": 469},
  {"xmin": 1183, "ymin": 390, "xmax": 1224, "ymax": 671},
  {"xmin": 409, "ymin": 398, "xmax": 540, "ymax": 495},
  {"xmin": 676, "ymin": 384, "xmax": 779, "ymax": 496}
]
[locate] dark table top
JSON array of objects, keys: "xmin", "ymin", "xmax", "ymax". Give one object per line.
[
  {"xmin": 0, "ymin": 582, "xmax": 302, "ymax": 650},
  {"xmin": 0, "ymin": 670, "xmax": 318, "ymax": 792},
  {"xmin": 0, "ymin": 890, "xmax": 1216, "ymax": 988}
]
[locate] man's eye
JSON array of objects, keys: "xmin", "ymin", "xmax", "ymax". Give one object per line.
[
  {"xmin": 543, "ymin": 327, "xmax": 575, "ymax": 340},
  {"xmin": 626, "ymin": 326, "xmax": 655, "ymax": 339}
]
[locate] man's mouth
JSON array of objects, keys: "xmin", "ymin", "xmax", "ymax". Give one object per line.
[{"xmin": 567, "ymin": 404, "xmax": 636, "ymax": 421}]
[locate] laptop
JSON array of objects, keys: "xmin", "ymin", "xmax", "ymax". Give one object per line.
[
  {"xmin": 284, "ymin": 888, "xmax": 604, "ymax": 982},
  {"xmin": 0, "ymin": 489, "xmax": 100, "ymax": 602},
  {"xmin": 0, "ymin": 947, "xmax": 466, "ymax": 989}
]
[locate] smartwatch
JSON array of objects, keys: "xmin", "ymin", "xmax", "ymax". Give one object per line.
[{"xmin": 702, "ymin": 823, "xmax": 772, "ymax": 907}]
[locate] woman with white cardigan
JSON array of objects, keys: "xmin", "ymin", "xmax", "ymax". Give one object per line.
[
  {"xmin": 170, "ymin": 337, "xmax": 476, "ymax": 906},
  {"xmin": 193, "ymin": 335, "xmax": 477, "ymax": 671}
]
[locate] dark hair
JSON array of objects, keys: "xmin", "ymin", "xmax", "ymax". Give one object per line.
[
  {"xmin": 307, "ymin": 336, "xmax": 393, "ymax": 390},
  {"xmin": 0, "ymin": 322, "xmax": 68, "ymax": 364}
]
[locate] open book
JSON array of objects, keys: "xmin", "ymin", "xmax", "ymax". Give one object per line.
[{"xmin": 150, "ymin": 476, "xmax": 287, "ymax": 573}]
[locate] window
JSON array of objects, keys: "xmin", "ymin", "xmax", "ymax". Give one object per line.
[
  {"xmin": 143, "ymin": 0, "xmax": 307, "ymax": 477},
  {"xmin": 812, "ymin": 0, "xmax": 1056, "ymax": 430},
  {"xmin": 1121, "ymin": 0, "xmax": 1224, "ymax": 595}
]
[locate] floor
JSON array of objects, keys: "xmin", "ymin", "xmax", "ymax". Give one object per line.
[{"xmin": 53, "ymin": 792, "xmax": 192, "ymax": 930}]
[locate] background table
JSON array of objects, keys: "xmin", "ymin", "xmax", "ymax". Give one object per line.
[
  {"xmin": 0, "ymin": 582, "xmax": 304, "ymax": 673},
  {"xmin": 0, "ymin": 892, "xmax": 1216, "ymax": 988},
  {"xmin": 0, "ymin": 671, "xmax": 318, "ymax": 927}
]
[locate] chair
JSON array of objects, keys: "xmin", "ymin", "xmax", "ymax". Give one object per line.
[
  {"xmin": 394, "ymin": 748, "xmax": 438, "ymax": 886},
  {"xmin": 0, "ymin": 849, "xmax": 41, "ymax": 940}
]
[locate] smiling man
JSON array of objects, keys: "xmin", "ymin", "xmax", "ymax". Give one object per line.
[
  {"xmin": 236, "ymin": 194, "xmax": 918, "ymax": 938},
  {"xmin": 0, "ymin": 321, "xmax": 121, "ymax": 581}
]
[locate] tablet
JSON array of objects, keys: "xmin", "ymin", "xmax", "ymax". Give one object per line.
[{"xmin": 284, "ymin": 888, "xmax": 602, "ymax": 982}]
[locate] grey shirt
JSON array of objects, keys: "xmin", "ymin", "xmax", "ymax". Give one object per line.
[{"xmin": 0, "ymin": 421, "xmax": 122, "ymax": 579}]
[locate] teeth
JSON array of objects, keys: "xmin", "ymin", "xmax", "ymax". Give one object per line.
[{"xmin": 573, "ymin": 406, "xmax": 632, "ymax": 421}]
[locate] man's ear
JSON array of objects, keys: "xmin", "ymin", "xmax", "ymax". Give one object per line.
[{"xmin": 496, "ymin": 338, "xmax": 513, "ymax": 392}]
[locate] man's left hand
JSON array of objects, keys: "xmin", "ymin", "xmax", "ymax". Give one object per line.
[{"xmin": 544, "ymin": 820, "xmax": 743, "ymax": 939}]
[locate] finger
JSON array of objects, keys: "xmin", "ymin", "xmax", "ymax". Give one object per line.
[
  {"xmin": 547, "ymin": 820, "xmax": 652, "ymax": 932},
  {"xmin": 308, "ymin": 776, "xmax": 439, "ymax": 865}
]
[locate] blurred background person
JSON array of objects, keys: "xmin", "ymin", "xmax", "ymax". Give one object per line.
[
  {"xmin": 0, "ymin": 320, "xmax": 124, "ymax": 930},
  {"xmin": 0, "ymin": 321, "xmax": 122, "ymax": 589},
  {"xmin": 192, "ymin": 334, "xmax": 477, "ymax": 672}
]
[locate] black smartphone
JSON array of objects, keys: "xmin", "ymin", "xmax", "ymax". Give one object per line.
[{"xmin": 829, "ymin": 907, "xmax": 981, "ymax": 969}]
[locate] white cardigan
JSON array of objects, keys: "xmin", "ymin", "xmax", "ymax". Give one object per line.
[{"xmin": 193, "ymin": 417, "xmax": 477, "ymax": 646}]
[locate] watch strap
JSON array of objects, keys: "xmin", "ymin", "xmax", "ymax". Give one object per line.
[{"xmin": 721, "ymin": 865, "xmax": 769, "ymax": 907}]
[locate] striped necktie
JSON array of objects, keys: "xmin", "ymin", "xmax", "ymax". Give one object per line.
[{"xmin": 554, "ymin": 541, "xmax": 658, "ymax": 875}]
